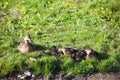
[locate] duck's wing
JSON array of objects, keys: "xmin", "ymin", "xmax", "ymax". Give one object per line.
[
  {"xmin": 17, "ymin": 42, "xmax": 25, "ymax": 51},
  {"xmin": 28, "ymin": 43, "xmax": 35, "ymax": 51},
  {"xmin": 18, "ymin": 42, "xmax": 30, "ymax": 53}
]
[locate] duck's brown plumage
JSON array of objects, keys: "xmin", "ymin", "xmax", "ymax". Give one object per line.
[
  {"xmin": 18, "ymin": 34, "xmax": 34, "ymax": 53},
  {"xmin": 18, "ymin": 40, "xmax": 34, "ymax": 53}
]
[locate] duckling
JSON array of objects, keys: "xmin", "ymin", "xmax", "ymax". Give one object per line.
[
  {"xmin": 58, "ymin": 47, "xmax": 72, "ymax": 55},
  {"xmin": 70, "ymin": 48, "xmax": 80, "ymax": 57},
  {"xmin": 84, "ymin": 48, "xmax": 99, "ymax": 60},
  {"xmin": 78, "ymin": 49, "xmax": 87, "ymax": 58},
  {"xmin": 18, "ymin": 40, "xmax": 34, "ymax": 53},
  {"xmin": 51, "ymin": 46, "xmax": 60, "ymax": 58},
  {"xmin": 51, "ymin": 46, "xmax": 58, "ymax": 55},
  {"xmin": 72, "ymin": 49, "xmax": 87, "ymax": 62}
]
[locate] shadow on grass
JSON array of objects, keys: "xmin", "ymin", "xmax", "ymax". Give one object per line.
[
  {"xmin": 99, "ymin": 53, "xmax": 110, "ymax": 60},
  {"xmin": 34, "ymin": 44, "xmax": 48, "ymax": 51}
]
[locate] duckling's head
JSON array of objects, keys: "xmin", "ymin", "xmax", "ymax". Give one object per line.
[
  {"xmin": 58, "ymin": 48, "xmax": 63, "ymax": 52},
  {"xmin": 84, "ymin": 49, "xmax": 92, "ymax": 55},
  {"xmin": 84, "ymin": 48, "xmax": 99, "ymax": 60},
  {"xmin": 24, "ymin": 34, "xmax": 32, "ymax": 43},
  {"xmin": 58, "ymin": 48, "xmax": 66, "ymax": 54}
]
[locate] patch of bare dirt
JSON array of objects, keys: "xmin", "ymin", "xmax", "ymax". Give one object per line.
[
  {"xmin": 0, "ymin": 72, "xmax": 120, "ymax": 80},
  {"xmin": 86, "ymin": 72, "xmax": 120, "ymax": 80}
]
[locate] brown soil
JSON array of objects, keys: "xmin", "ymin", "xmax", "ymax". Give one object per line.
[{"xmin": 0, "ymin": 72, "xmax": 120, "ymax": 80}]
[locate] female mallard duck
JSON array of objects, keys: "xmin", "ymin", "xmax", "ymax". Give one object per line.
[
  {"xmin": 17, "ymin": 35, "xmax": 34, "ymax": 53},
  {"xmin": 84, "ymin": 48, "xmax": 99, "ymax": 60},
  {"xmin": 18, "ymin": 40, "xmax": 34, "ymax": 53}
]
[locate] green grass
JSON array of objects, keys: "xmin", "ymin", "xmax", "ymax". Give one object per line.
[
  {"xmin": 25, "ymin": 56, "xmax": 58, "ymax": 76},
  {"xmin": 0, "ymin": 0, "xmax": 120, "ymax": 77},
  {"xmin": 59, "ymin": 55, "xmax": 98, "ymax": 76}
]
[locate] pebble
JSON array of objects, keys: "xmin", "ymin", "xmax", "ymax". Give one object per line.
[{"xmin": 24, "ymin": 70, "xmax": 31, "ymax": 76}]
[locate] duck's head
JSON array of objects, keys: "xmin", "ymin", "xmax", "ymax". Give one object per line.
[
  {"xmin": 24, "ymin": 40, "xmax": 30, "ymax": 44},
  {"xmin": 24, "ymin": 34, "xmax": 32, "ymax": 43}
]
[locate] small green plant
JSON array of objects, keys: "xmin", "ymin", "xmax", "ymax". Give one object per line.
[
  {"xmin": 25, "ymin": 58, "xmax": 41, "ymax": 74},
  {"xmin": 40, "ymin": 56, "xmax": 58, "ymax": 76},
  {"xmin": 0, "ymin": 53, "xmax": 25, "ymax": 76},
  {"xmin": 0, "ymin": 61, "xmax": 14, "ymax": 75},
  {"xmin": 25, "ymin": 56, "xmax": 58, "ymax": 76},
  {"xmin": 59, "ymin": 55, "xmax": 75, "ymax": 74},
  {"xmin": 69, "ymin": 60, "xmax": 98, "ymax": 76},
  {"xmin": 97, "ymin": 58, "xmax": 120, "ymax": 72},
  {"xmin": 79, "ymin": 60, "xmax": 97, "ymax": 74}
]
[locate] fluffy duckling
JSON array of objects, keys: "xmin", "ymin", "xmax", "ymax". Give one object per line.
[
  {"xmin": 51, "ymin": 46, "xmax": 61, "ymax": 58},
  {"xmin": 18, "ymin": 40, "xmax": 34, "ymax": 53},
  {"xmin": 72, "ymin": 49, "xmax": 87, "ymax": 62},
  {"xmin": 70, "ymin": 48, "xmax": 80, "ymax": 56},
  {"xmin": 51, "ymin": 46, "xmax": 58, "ymax": 55},
  {"xmin": 58, "ymin": 48, "xmax": 72, "ymax": 55},
  {"xmin": 84, "ymin": 48, "xmax": 99, "ymax": 60}
]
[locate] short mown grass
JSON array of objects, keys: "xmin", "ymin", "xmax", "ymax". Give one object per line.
[{"xmin": 0, "ymin": 0, "xmax": 120, "ymax": 77}]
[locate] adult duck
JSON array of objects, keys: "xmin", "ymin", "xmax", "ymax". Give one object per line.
[{"xmin": 17, "ymin": 34, "xmax": 34, "ymax": 53}]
